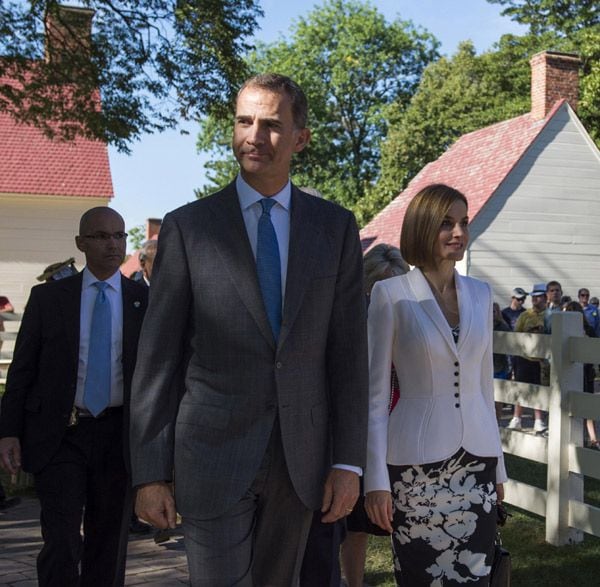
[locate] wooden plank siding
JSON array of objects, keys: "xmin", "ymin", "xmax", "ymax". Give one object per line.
[
  {"xmin": 0, "ymin": 194, "xmax": 107, "ymax": 311},
  {"xmin": 468, "ymin": 103, "xmax": 600, "ymax": 302}
]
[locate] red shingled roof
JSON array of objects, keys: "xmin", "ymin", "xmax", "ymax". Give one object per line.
[
  {"xmin": 0, "ymin": 77, "xmax": 113, "ymax": 199},
  {"xmin": 360, "ymin": 100, "xmax": 565, "ymax": 251}
]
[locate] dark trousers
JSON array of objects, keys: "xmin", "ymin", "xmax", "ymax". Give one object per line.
[
  {"xmin": 182, "ymin": 421, "xmax": 313, "ymax": 587},
  {"xmin": 300, "ymin": 512, "xmax": 346, "ymax": 587},
  {"xmin": 34, "ymin": 411, "xmax": 129, "ymax": 587}
]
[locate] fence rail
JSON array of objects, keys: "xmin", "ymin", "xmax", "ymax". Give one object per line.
[{"xmin": 494, "ymin": 311, "xmax": 600, "ymax": 545}]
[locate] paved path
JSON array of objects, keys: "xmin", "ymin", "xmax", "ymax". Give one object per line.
[{"xmin": 0, "ymin": 498, "xmax": 190, "ymax": 586}]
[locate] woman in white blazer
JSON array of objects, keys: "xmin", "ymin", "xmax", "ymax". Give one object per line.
[{"xmin": 365, "ymin": 184, "xmax": 507, "ymax": 586}]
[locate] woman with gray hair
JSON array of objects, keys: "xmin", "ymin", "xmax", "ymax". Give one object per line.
[{"xmin": 341, "ymin": 243, "xmax": 408, "ymax": 587}]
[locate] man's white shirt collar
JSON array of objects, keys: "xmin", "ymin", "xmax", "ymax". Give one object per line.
[
  {"xmin": 82, "ymin": 266, "xmax": 122, "ymax": 292},
  {"xmin": 236, "ymin": 174, "xmax": 291, "ymax": 211}
]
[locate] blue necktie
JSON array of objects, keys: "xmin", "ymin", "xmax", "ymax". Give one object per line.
[
  {"xmin": 256, "ymin": 198, "xmax": 282, "ymax": 342},
  {"xmin": 83, "ymin": 281, "xmax": 111, "ymax": 416}
]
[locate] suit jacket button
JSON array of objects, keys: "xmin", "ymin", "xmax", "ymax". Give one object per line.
[
  {"xmin": 455, "ymin": 403, "xmax": 460, "ymax": 408},
  {"xmin": 454, "ymin": 393, "xmax": 459, "ymax": 398},
  {"xmin": 454, "ymin": 361, "xmax": 459, "ymax": 367},
  {"xmin": 454, "ymin": 371, "xmax": 459, "ymax": 376},
  {"xmin": 276, "ymin": 362, "xmax": 283, "ymax": 369},
  {"xmin": 454, "ymin": 382, "xmax": 459, "ymax": 387}
]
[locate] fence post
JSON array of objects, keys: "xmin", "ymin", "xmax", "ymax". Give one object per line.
[{"xmin": 546, "ymin": 311, "xmax": 584, "ymax": 545}]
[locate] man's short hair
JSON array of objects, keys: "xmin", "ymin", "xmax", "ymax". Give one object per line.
[
  {"xmin": 238, "ymin": 73, "xmax": 308, "ymax": 129},
  {"xmin": 546, "ymin": 280, "xmax": 562, "ymax": 291},
  {"xmin": 400, "ymin": 184, "xmax": 468, "ymax": 268},
  {"xmin": 578, "ymin": 288, "xmax": 590, "ymax": 296},
  {"xmin": 139, "ymin": 239, "xmax": 158, "ymax": 263}
]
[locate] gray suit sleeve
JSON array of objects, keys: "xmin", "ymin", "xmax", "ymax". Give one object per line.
[
  {"xmin": 327, "ymin": 212, "xmax": 369, "ymax": 469},
  {"xmin": 129, "ymin": 212, "xmax": 192, "ymax": 486}
]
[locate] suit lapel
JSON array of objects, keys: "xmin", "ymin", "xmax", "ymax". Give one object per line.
[
  {"xmin": 121, "ymin": 276, "xmax": 145, "ymax": 375},
  {"xmin": 58, "ymin": 273, "xmax": 83, "ymax": 369},
  {"xmin": 279, "ymin": 187, "xmax": 321, "ymax": 348},
  {"xmin": 409, "ymin": 268, "xmax": 457, "ymax": 355},
  {"xmin": 206, "ymin": 183, "xmax": 276, "ymax": 349}
]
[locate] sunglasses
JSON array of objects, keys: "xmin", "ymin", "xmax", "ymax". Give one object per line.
[{"xmin": 513, "ymin": 297, "xmax": 526, "ymax": 302}]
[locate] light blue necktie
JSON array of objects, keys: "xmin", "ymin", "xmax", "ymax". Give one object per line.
[
  {"xmin": 83, "ymin": 281, "xmax": 111, "ymax": 416},
  {"xmin": 256, "ymin": 198, "xmax": 282, "ymax": 342}
]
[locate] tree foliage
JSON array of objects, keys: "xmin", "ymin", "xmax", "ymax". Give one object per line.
[
  {"xmin": 0, "ymin": 0, "xmax": 262, "ymax": 152},
  {"xmin": 487, "ymin": 0, "xmax": 599, "ymax": 36},
  {"xmin": 196, "ymin": 0, "xmax": 439, "ymax": 223}
]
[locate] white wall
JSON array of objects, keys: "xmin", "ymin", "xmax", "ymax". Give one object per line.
[
  {"xmin": 467, "ymin": 103, "xmax": 600, "ymax": 307},
  {"xmin": 0, "ymin": 194, "xmax": 108, "ymax": 311}
]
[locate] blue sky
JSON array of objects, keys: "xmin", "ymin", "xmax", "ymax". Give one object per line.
[{"xmin": 109, "ymin": 0, "xmax": 526, "ymax": 249}]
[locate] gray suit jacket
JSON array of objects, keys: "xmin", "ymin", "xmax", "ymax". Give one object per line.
[{"xmin": 130, "ymin": 182, "xmax": 368, "ymax": 518}]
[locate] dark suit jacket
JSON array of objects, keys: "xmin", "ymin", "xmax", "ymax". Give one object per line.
[
  {"xmin": 0, "ymin": 272, "xmax": 147, "ymax": 474},
  {"xmin": 130, "ymin": 182, "xmax": 369, "ymax": 518}
]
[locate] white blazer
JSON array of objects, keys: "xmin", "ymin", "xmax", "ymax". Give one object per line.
[{"xmin": 364, "ymin": 267, "xmax": 507, "ymax": 493}]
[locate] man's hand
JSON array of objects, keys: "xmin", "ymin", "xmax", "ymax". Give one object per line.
[
  {"xmin": 0, "ymin": 437, "xmax": 21, "ymax": 475},
  {"xmin": 135, "ymin": 481, "xmax": 177, "ymax": 529},
  {"xmin": 320, "ymin": 468, "xmax": 359, "ymax": 523},
  {"xmin": 365, "ymin": 490, "xmax": 393, "ymax": 533}
]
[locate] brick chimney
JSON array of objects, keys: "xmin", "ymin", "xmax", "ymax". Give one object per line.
[
  {"xmin": 45, "ymin": 5, "xmax": 94, "ymax": 63},
  {"xmin": 530, "ymin": 51, "xmax": 581, "ymax": 121},
  {"xmin": 146, "ymin": 218, "xmax": 162, "ymax": 240}
]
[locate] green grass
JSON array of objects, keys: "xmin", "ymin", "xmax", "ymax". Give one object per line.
[{"xmin": 361, "ymin": 454, "xmax": 600, "ymax": 586}]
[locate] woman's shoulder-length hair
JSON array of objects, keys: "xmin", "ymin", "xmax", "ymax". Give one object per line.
[{"xmin": 400, "ymin": 184, "xmax": 468, "ymax": 268}]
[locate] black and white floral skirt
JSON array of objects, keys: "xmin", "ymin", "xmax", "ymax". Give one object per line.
[{"xmin": 388, "ymin": 449, "xmax": 498, "ymax": 586}]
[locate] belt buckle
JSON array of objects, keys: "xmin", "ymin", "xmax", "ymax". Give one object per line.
[{"xmin": 68, "ymin": 406, "xmax": 79, "ymax": 427}]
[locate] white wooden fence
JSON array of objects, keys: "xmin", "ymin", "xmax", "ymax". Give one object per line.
[{"xmin": 494, "ymin": 311, "xmax": 600, "ymax": 545}]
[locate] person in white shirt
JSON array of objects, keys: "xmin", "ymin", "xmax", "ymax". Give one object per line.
[{"xmin": 365, "ymin": 184, "xmax": 507, "ymax": 586}]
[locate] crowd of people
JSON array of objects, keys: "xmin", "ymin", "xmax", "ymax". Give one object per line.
[
  {"xmin": 0, "ymin": 73, "xmax": 592, "ymax": 586},
  {"xmin": 496, "ymin": 281, "xmax": 599, "ymax": 447}
]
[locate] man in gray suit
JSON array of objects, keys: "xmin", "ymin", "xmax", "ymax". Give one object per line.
[{"xmin": 130, "ymin": 74, "xmax": 368, "ymax": 586}]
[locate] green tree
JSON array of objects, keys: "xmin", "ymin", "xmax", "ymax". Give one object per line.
[
  {"xmin": 127, "ymin": 225, "xmax": 145, "ymax": 252},
  {"xmin": 196, "ymin": 0, "xmax": 439, "ymax": 222},
  {"xmin": 487, "ymin": 0, "xmax": 599, "ymax": 36},
  {"xmin": 0, "ymin": 1, "xmax": 262, "ymax": 152}
]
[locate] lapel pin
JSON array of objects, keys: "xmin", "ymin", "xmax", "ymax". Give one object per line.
[{"xmin": 134, "ymin": 301, "xmax": 141, "ymax": 308}]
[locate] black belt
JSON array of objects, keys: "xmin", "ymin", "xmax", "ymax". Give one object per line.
[{"xmin": 68, "ymin": 406, "xmax": 123, "ymax": 426}]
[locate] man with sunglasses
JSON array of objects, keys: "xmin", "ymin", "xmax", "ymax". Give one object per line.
[
  {"xmin": 501, "ymin": 287, "xmax": 528, "ymax": 330},
  {"xmin": 0, "ymin": 207, "xmax": 148, "ymax": 586}
]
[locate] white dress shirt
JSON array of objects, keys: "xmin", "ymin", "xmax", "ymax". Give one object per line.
[
  {"xmin": 75, "ymin": 267, "xmax": 124, "ymax": 408},
  {"xmin": 236, "ymin": 174, "xmax": 290, "ymax": 299},
  {"xmin": 236, "ymin": 174, "xmax": 361, "ymax": 477}
]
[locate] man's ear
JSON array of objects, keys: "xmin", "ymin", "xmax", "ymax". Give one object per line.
[
  {"xmin": 75, "ymin": 235, "xmax": 86, "ymax": 253},
  {"xmin": 294, "ymin": 128, "xmax": 311, "ymax": 153}
]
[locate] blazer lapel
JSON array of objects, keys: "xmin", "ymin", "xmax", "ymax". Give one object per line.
[
  {"xmin": 279, "ymin": 187, "xmax": 322, "ymax": 348},
  {"xmin": 409, "ymin": 268, "xmax": 457, "ymax": 355},
  {"xmin": 454, "ymin": 272, "xmax": 474, "ymax": 354},
  {"xmin": 206, "ymin": 183, "xmax": 276, "ymax": 349}
]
